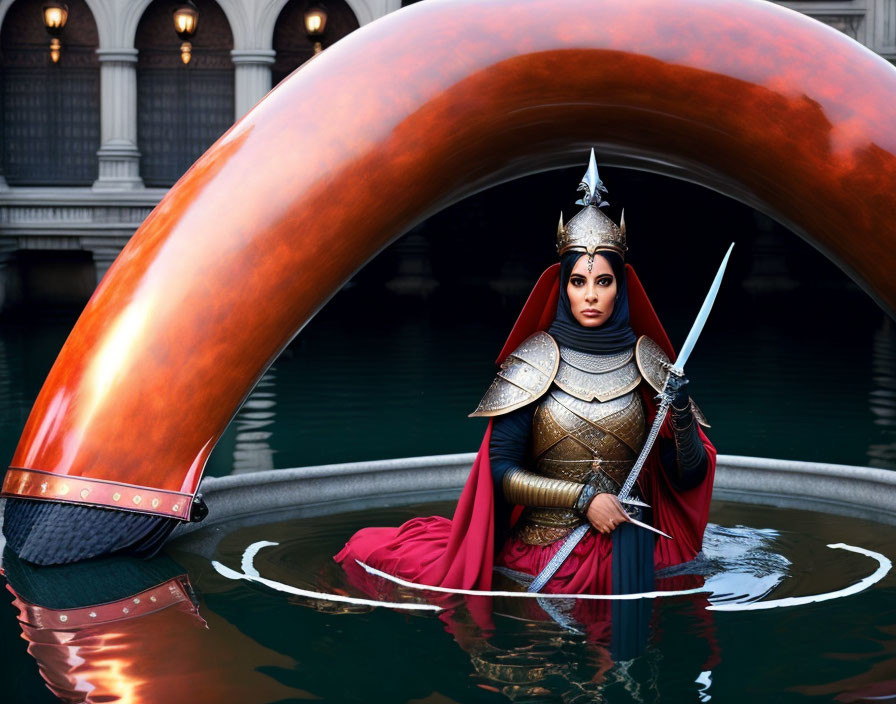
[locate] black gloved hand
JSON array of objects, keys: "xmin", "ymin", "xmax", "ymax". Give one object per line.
[{"xmin": 664, "ymin": 371, "xmax": 690, "ymax": 409}]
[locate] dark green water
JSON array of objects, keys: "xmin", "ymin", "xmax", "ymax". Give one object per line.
[
  {"xmin": 2, "ymin": 500, "xmax": 895, "ymax": 703},
  {"xmin": 1, "ymin": 280, "xmax": 893, "ymax": 477}
]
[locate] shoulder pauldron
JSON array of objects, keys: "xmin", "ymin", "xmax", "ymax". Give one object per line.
[
  {"xmin": 635, "ymin": 335, "xmax": 711, "ymax": 428},
  {"xmin": 469, "ymin": 332, "xmax": 559, "ymax": 417}
]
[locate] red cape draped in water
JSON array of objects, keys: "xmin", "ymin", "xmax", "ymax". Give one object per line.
[{"xmin": 335, "ymin": 264, "xmax": 716, "ymax": 593}]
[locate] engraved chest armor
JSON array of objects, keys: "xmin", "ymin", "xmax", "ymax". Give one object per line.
[{"xmin": 518, "ymin": 345, "xmax": 647, "ymax": 545}]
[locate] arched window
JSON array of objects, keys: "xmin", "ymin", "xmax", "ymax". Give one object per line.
[
  {"xmin": 0, "ymin": 0, "xmax": 100, "ymax": 185},
  {"xmin": 272, "ymin": 0, "xmax": 359, "ymax": 87},
  {"xmin": 136, "ymin": 0, "xmax": 234, "ymax": 187}
]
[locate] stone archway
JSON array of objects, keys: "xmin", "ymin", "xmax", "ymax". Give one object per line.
[
  {"xmin": 3, "ymin": 0, "xmax": 896, "ymax": 531},
  {"xmin": 135, "ymin": 0, "xmax": 235, "ymax": 187}
]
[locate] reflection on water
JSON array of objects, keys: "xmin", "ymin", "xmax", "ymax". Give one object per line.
[
  {"xmin": 232, "ymin": 367, "xmax": 277, "ymax": 474},
  {"xmin": 3, "ymin": 501, "xmax": 895, "ymax": 703},
  {"xmin": 869, "ymin": 318, "xmax": 896, "ymax": 468},
  {"xmin": 1, "ymin": 550, "xmax": 309, "ymax": 704}
]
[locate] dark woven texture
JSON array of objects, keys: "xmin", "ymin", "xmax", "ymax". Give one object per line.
[
  {"xmin": 2, "ymin": 498, "xmax": 177, "ymax": 566},
  {"xmin": 2, "ymin": 546, "xmax": 186, "ymax": 609}
]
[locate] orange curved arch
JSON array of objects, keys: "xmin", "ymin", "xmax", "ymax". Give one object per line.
[{"xmin": 4, "ymin": 0, "xmax": 896, "ymax": 518}]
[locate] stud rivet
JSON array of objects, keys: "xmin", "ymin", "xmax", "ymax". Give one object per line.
[
  {"xmin": 172, "ymin": 504, "xmax": 180, "ymax": 512},
  {"xmin": 122, "ymin": 607, "xmax": 129, "ymax": 614},
  {"xmin": 58, "ymin": 483, "xmax": 69, "ymax": 495},
  {"xmin": 112, "ymin": 492, "xmax": 121, "ymax": 501},
  {"xmin": 89, "ymin": 612, "xmax": 97, "ymax": 618},
  {"xmin": 150, "ymin": 596, "xmax": 157, "ymax": 603},
  {"xmin": 151, "ymin": 498, "xmax": 160, "ymax": 508},
  {"xmin": 80, "ymin": 488, "xmax": 90, "ymax": 499},
  {"xmin": 40, "ymin": 482, "xmax": 48, "ymax": 494},
  {"xmin": 133, "ymin": 495, "xmax": 142, "ymax": 505},
  {"xmin": 59, "ymin": 614, "xmax": 68, "ymax": 623},
  {"xmin": 133, "ymin": 598, "xmax": 140, "ymax": 604}
]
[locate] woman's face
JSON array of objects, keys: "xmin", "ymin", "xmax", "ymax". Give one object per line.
[{"xmin": 567, "ymin": 254, "xmax": 617, "ymax": 327}]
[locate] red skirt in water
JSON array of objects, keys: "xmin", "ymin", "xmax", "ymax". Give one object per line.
[{"xmin": 334, "ymin": 264, "xmax": 717, "ymax": 594}]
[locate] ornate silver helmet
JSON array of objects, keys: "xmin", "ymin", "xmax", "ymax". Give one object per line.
[{"xmin": 556, "ymin": 149, "xmax": 627, "ymax": 261}]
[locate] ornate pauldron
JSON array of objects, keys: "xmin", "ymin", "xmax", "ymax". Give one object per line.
[{"xmin": 469, "ymin": 332, "xmax": 559, "ymax": 417}]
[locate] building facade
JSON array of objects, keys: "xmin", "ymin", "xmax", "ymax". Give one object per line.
[{"xmin": 0, "ymin": 0, "xmax": 893, "ymax": 308}]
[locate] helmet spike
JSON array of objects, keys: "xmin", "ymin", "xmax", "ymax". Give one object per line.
[
  {"xmin": 620, "ymin": 208, "xmax": 626, "ymax": 238},
  {"xmin": 575, "ymin": 148, "xmax": 609, "ymax": 208},
  {"xmin": 559, "ymin": 150, "xmax": 627, "ymax": 259}
]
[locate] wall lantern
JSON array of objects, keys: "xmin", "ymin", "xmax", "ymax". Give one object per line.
[
  {"xmin": 173, "ymin": 1, "xmax": 199, "ymax": 65},
  {"xmin": 304, "ymin": 4, "xmax": 328, "ymax": 54},
  {"xmin": 41, "ymin": 1, "xmax": 68, "ymax": 64}
]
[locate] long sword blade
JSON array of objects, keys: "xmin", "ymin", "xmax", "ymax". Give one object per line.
[
  {"xmin": 618, "ymin": 242, "xmax": 735, "ymax": 509},
  {"xmin": 674, "ymin": 242, "xmax": 734, "ymax": 370}
]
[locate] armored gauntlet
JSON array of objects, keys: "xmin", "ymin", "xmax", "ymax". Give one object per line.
[{"xmin": 502, "ymin": 467, "xmax": 598, "ymax": 515}]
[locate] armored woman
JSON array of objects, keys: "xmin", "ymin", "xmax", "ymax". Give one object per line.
[{"xmin": 336, "ymin": 154, "xmax": 716, "ymax": 595}]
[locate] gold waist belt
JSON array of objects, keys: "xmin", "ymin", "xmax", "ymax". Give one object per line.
[
  {"xmin": 534, "ymin": 458, "xmax": 636, "ymax": 486},
  {"xmin": 515, "ymin": 508, "xmax": 580, "ymax": 545}
]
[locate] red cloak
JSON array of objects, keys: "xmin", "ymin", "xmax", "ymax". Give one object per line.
[{"xmin": 335, "ymin": 264, "xmax": 716, "ymax": 593}]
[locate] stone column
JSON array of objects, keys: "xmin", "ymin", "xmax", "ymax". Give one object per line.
[
  {"xmin": 93, "ymin": 49, "xmax": 143, "ymax": 190},
  {"xmin": 0, "ymin": 239, "xmax": 19, "ymax": 312},
  {"xmin": 232, "ymin": 50, "xmax": 276, "ymax": 119},
  {"xmin": 0, "ymin": 149, "xmax": 8, "ymax": 190}
]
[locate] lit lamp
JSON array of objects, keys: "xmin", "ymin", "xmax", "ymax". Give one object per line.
[
  {"xmin": 42, "ymin": 1, "xmax": 68, "ymax": 64},
  {"xmin": 304, "ymin": 4, "xmax": 328, "ymax": 54},
  {"xmin": 173, "ymin": 1, "xmax": 199, "ymax": 65}
]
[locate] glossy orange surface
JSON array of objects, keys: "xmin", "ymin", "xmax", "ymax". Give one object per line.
[
  {"xmin": 5, "ymin": 0, "xmax": 896, "ymax": 509},
  {"xmin": 9, "ymin": 578, "xmax": 305, "ymax": 703}
]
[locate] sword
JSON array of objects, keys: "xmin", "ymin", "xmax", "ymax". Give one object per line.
[
  {"xmin": 617, "ymin": 241, "xmax": 735, "ymax": 508},
  {"xmin": 527, "ymin": 243, "xmax": 735, "ymax": 594}
]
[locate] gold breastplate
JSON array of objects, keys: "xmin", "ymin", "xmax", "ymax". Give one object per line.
[{"xmin": 515, "ymin": 348, "xmax": 647, "ymax": 545}]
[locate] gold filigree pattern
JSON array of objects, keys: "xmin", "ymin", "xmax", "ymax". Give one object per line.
[
  {"xmin": 515, "ymin": 521, "xmax": 577, "ymax": 546},
  {"xmin": 545, "ymin": 391, "xmax": 646, "ymax": 457}
]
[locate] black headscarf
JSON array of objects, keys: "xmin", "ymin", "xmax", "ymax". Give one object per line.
[{"xmin": 548, "ymin": 251, "xmax": 638, "ymax": 354}]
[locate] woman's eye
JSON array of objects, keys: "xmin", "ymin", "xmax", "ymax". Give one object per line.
[
  {"xmin": 571, "ymin": 278, "xmax": 585, "ymax": 286},
  {"xmin": 598, "ymin": 278, "xmax": 613, "ymax": 286}
]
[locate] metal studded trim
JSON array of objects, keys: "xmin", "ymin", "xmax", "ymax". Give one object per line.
[{"xmin": 469, "ymin": 332, "xmax": 559, "ymax": 417}]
